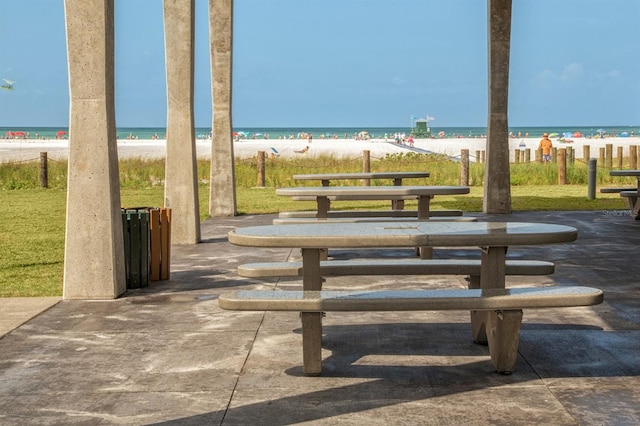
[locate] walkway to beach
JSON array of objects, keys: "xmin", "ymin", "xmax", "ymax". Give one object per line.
[{"xmin": 1, "ymin": 211, "xmax": 639, "ymax": 424}]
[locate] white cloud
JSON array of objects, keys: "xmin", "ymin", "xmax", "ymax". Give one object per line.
[{"xmin": 534, "ymin": 62, "xmax": 584, "ymax": 89}]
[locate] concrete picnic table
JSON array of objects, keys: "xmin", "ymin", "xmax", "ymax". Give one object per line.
[
  {"xmin": 227, "ymin": 221, "xmax": 579, "ymax": 374},
  {"xmin": 276, "ymin": 185, "xmax": 470, "ymax": 219},
  {"xmin": 293, "ymin": 172, "xmax": 431, "ymax": 209},
  {"xmin": 609, "ymin": 170, "xmax": 640, "ymax": 219}
]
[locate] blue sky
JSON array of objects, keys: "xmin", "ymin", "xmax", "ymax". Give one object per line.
[{"xmin": 1, "ymin": 0, "xmax": 639, "ymax": 128}]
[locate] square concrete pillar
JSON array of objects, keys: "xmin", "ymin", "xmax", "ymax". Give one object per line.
[{"xmin": 63, "ymin": 0, "xmax": 126, "ymax": 299}]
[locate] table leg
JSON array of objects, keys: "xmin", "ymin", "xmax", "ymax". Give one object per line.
[
  {"xmin": 392, "ymin": 178, "xmax": 404, "ymax": 210},
  {"xmin": 301, "ymin": 248, "xmax": 323, "ymax": 375},
  {"xmin": 316, "ymin": 196, "xmax": 330, "ymax": 220},
  {"xmin": 471, "ymin": 246, "xmax": 507, "ymax": 344},
  {"xmin": 486, "ymin": 309, "xmax": 523, "ymax": 374},
  {"xmin": 417, "ymin": 195, "xmax": 432, "ymax": 258}
]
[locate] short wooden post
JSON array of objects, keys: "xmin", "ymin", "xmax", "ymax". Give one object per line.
[
  {"xmin": 460, "ymin": 149, "xmax": 469, "ymax": 186},
  {"xmin": 520, "ymin": 150, "xmax": 525, "ymax": 163},
  {"xmin": 362, "ymin": 150, "xmax": 370, "ymax": 186},
  {"xmin": 558, "ymin": 148, "xmax": 566, "ymax": 184},
  {"xmin": 536, "ymin": 148, "xmax": 542, "ymax": 163},
  {"xmin": 605, "ymin": 143, "xmax": 613, "ymax": 169},
  {"xmin": 475, "ymin": 150, "xmax": 481, "ymax": 163},
  {"xmin": 257, "ymin": 151, "xmax": 265, "ymax": 187},
  {"xmin": 599, "ymin": 147, "xmax": 605, "ymax": 165},
  {"xmin": 514, "ymin": 149, "xmax": 520, "ymax": 164},
  {"xmin": 583, "ymin": 145, "xmax": 590, "ymax": 163},
  {"xmin": 551, "ymin": 147, "xmax": 557, "ymax": 163},
  {"xmin": 480, "ymin": 150, "xmax": 485, "ymax": 164},
  {"xmin": 630, "ymin": 145, "xmax": 638, "ymax": 169},
  {"xmin": 39, "ymin": 152, "xmax": 48, "ymax": 188},
  {"xmin": 568, "ymin": 146, "xmax": 574, "ymax": 164},
  {"xmin": 617, "ymin": 146, "xmax": 624, "ymax": 169},
  {"xmin": 524, "ymin": 148, "xmax": 530, "ymax": 163}
]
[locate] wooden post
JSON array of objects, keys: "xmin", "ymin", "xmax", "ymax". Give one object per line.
[
  {"xmin": 524, "ymin": 148, "xmax": 530, "ymax": 163},
  {"xmin": 568, "ymin": 146, "xmax": 574, "ymax": 164},
  {"xmin": 475, "ymin": 150, "xmax": 481, "ymax": 163},
  {"xmin": 257, "ymin": 151, "xmax": 265, "ymax": 187},
  {"xmin": 536, "ymin": 148, "xmax": 542, "ymax": 163},
  {"xmin": 617, "ymin": 146, "xmax": 623, "ymax": 169},
  {"xmin": 558, "ymin": 148, "xmax": 566, "ymax": 184},
  {"xmin": 40, "ymin": 152, "xmax": 48, "ymax": 188},
  {"xmin": 514, "ymin": 149, "xmax": 520, "ymax": 164},
  {"xmin": 630, "ymin": 145, "xmax": 638, "ymax": 169},
  {"xmin": 605, "ymin": 143, "xmax": 613, "ymax": 169},
  {"xmin": 480, "ymin": 150, "xmax": 485, "ymax": 164},
  {"xmin": 583, "ymin": 145, "xmax": 590, "ymax": 162},
  {"xmin": 461, "ymin": 149, "xmax": 469, "ymax": 186},
  {"xmin": 362, "ymin": 150, "xmax": 370, "ymax": 186},
  {"xmin": 599, "ymin": 147, "xmax": 605, "ymax": 165}
]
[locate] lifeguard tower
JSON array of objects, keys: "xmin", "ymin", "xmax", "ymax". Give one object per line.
[{"xmin": 412, "ymin": 118, "xmax": 432, "ymax": 138}]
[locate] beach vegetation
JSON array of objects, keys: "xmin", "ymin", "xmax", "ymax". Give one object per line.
[{"xmin": 0, "ymin": 154, "xmax": 633, "ymax": 297}]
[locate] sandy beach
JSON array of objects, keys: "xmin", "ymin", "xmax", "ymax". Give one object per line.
[{"xmin": 1, "ymin": 136, "xmax": 639, "ymax": 163}]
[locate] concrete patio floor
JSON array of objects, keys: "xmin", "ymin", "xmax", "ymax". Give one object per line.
[{"xmin": 0, "ymin": 210, "xmax": 639, "ymax": 425}]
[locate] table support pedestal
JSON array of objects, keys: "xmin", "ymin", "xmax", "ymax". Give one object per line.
[
  {"xmin": 301, "ymin": 248, "xmax": 324, "ymax": 375},
  {"xmin": 470, "ymin": 246, "xmax": 507, "ymax": 344}
]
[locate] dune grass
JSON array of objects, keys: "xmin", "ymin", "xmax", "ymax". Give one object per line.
[{"xmin": 0, "ymin": 153, "xmax": 634, "ymax": 297}]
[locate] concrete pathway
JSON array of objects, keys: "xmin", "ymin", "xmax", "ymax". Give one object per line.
[{"xmin": 0, "ymin": 211, "xmax": 639, "ymax": 425}]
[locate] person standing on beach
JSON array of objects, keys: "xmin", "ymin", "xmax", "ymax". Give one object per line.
[{"xmin": 538, "ymin": 133, "xmax": 553, "ymax": 162}]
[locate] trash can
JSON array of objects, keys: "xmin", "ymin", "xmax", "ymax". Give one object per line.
[{"xmin": 121, "ymin": 207, "xmax": 171, "ymax": 289}]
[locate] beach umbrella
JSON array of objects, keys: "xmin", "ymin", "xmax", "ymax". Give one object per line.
[
  {"xmin": 573, "ymin": 131, "xmax": 582, "ymax": 138},
  {"xmin": 56, "ymin": 130, "xmax": 67, "ymax": 139},
  {"xmin": 596, "ymin": 128, "xmax": 605, "ymax": 134},
  {"xmin": 548, "ymin": 132, "xmax": 559, "ymax": 137},
  {"xmin": 620, "ymin": 132, "xmax": 629, "ymax": 137},
  {"xmin": 562, "ymin": 132, "xmax": 573, "ymax": 139}
]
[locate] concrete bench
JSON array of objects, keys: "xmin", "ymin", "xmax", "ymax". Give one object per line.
[
  {"xmin": 237, "ymin": 259, "xmax": 555, "ymax": 289},
  {"xmin": 599, "ymin": 187, "xmax": 637, "ymax": 194},
  {"xmin": 273, "ymin": 216, "xmax": 478, "ymax": 225},
  {"xmin": 290, "ymin": 194, "xmax": 421, "ymax": 202},
  {"xmin": 218, "ymin": 286, "xmax": 604, "ymax": 375},
  {"xmin": 278, "ymin": 209, "xmax": 463, "ymax": 218}
]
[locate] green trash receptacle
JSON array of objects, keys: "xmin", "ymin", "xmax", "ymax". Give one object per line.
[{"xmin": 121, "ymin": 208, "xmax": 150, "ymax": 289}]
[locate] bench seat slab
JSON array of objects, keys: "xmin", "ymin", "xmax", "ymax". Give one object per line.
[
  {"xmin": 237, "ymin": 259, "xmax": 555, "ymax": 278},
  {"xmin": 219, "ymin": 287, "xmax": 602, "ymax": 375},
  {"xmin": 218, "ymin": 287, "xmax": 602, "ymax": 312}
]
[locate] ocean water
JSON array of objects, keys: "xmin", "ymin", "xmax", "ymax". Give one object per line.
[{"xmin": 1, "ymin": 125, "xmax": 639, "ymax": 140}]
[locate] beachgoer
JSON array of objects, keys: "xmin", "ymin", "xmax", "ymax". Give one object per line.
[{"xmin": 538, "ymin": 133, "xmax": 553, "ymax": 162}]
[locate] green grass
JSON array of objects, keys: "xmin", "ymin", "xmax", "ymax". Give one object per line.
[{"xmin": 0, "ymin": 153, "xmax": 634, "ymax": 297}]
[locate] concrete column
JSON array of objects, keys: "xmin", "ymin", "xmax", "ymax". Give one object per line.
[
  {"xmin": 483, "ymin": 0, "xmax": 512, "ymax": 214},
  {"xmin": 163, "ymin": 0, "xmax": 201, "ymax": 244},
  {"xmin": 63, "ymin": 0, "xmax": 125, "ymax": 299},
  {"xmin": 209, "ymin": 0, "xmax": 237, "ymax": 216}
]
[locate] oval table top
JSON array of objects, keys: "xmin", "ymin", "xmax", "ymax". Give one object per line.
[
  {"xmin": 276, "ymin": 185, "xmax": 470, "ymax": 197},
  {"xmin": 292, "ymin": 172, "xmax": 430, "ymax": 181},
  {"xmin": 228, "ymin": 221, "xmax": 578, "ymax": 249}
]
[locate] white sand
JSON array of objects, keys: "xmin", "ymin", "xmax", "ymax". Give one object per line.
[{"xmin": 1, "ymin": 136, "xmax": 639, "ymax": 163}]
